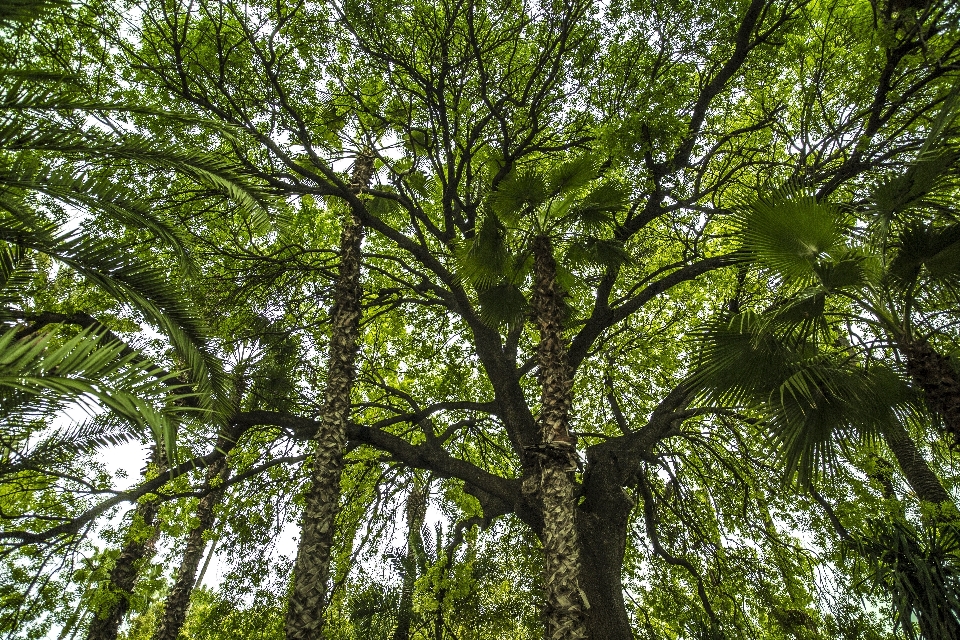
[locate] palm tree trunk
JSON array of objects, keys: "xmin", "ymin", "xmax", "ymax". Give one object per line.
[
  {"xmin": 530, "ymin": 234, "xmax": 588, "ymax": 640},
  {"xmin": 882, "ymin": 420, "xmax": 953, "ymax": 506},
  {"xmin": 392, "ymin": 478, "xmax": 428, "ymax": 640},
  {"xmin": 151, "ymin": 433, "xmax": 234, "ymax": 640},
  {"xmin": 85, "ymin": 448, "xmax": 166, "ymax": 640},
  {"xmin": 903, "ymin": 339, "xmax": 960, "ymax": 446},
  {"xmin": 284, "ymin": 153, "xmax": 374, "ymax": 640}
]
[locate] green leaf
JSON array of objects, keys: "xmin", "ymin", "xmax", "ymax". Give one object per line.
[
  {"xmin": 547, "ymin": 155, "xmax": 598, "ymax": 194},
  {"xmin": 568, "ymin": 181, "xmax": 628, "ymax": 229},
  {"xmin": 0, "ymin": 326, "xmax": 194, "ymax": 457},
  {"xmin": 488, "ymin": 171, "xmax": 548, "ymax": 224},
  {"xmin": 739, "ymin": 187, "xmax": 843, "ymax": 283},
  {"xmin": 455, "ymin": 214, "xmax": 510, "ymax": 288},
  {"xmin": 476, "ymin": 283, "xmax": 528, "ymax": 328},
  {"xmin": 889, "ymin": 223, "xmax": 960, "ymax": 286},
  {"xmin": 565, "ymin": 237, "xmax": 631, "ymax": 270}
]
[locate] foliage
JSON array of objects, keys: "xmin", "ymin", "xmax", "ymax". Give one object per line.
[{"xmin": 3, "ymin": 1, "xmax": 960, "ymax": 640}]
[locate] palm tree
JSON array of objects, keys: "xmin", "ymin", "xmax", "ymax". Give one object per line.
[
  {"xmin": 718, "ymin": 90, "xmax": 960, "ymax": 451},
  {"xmin": 2, "ymin": 7, "xmax": 268, "ymax": 640},
  {"xmin": 458, "ymin": 154, "xmax": 629, "ymax": 640},
  {"xmin": 691, "ymin": 310, "xmax": 952, "ymax": 506},
  {"xmin": 690, "ymin": 107, "xmax": 960, "ymax": 638},
  {"xmin": 0, "ymin": 77, "xmax": 265, "ymax": 454},
  {"xmin": 149, "ymin": 431, "xmax": 233, "ymax": 640},
  {"xmin": 284, "ymin": 150, "xmax": 375, "ymax": 640},
  {"xmin": 392, "ymin": 475, "xmax": 429, "ymax": 640},
  {"xmin": 85, "ymin": 447, "xmax": 167, "ymax": 640}
]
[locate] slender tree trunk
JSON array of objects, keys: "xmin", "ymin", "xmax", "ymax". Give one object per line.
[
  {"xmin": 530, "ymin": 235, "xmax": 588, "ymax": 640},
  {"xmin": 151, "ymin": 432, "xmax": 234, "ymax": 640},
  {"xmin": 85, "ymin": 449, "xmax": 166, "ymax": 640},
  {"xmin": 882, "ymin": 420, "xmax": 953, "ymax": 506},
  {"xmin": 392, "ymin": 478, "xmax": 428, "ymax": 640},
  {"xmin": 284, "ymin": 153, "xmax": 374, "ymax": 640},
  {"xmin": 903, "ymin": 339, "xmax": 960, "ymax": 446}
]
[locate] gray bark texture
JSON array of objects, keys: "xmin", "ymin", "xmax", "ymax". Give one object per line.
[
  {"xmin": 392, "ymin": 479, "xmax": 428, "ymax": 640},
  {"xmin": 529, "ymin": 235, "xmax": 588, "ymax": 640},
  {"xmin": 904, "ymin": 339, "xmax": 960, "ymax": 447},
  {"xmin": 882, "ymin": 420, "xmax": 953, "ymax": 507},
  {"xmin": 151, "ymin": 432, "xmax": 233, "ymax": 640},
  {"xmin": 284, "ymin": 153, "xmax": 374, "ymax": 640}
]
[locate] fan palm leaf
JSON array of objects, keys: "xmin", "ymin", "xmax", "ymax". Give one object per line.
[{"xmin": 690, "ymin": 311, "xmax": 916, "ymax": 482}]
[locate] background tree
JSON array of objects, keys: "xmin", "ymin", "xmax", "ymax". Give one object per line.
[{"xmin": 3, "ymin": 0, "xmax": 960, "ymax": 639}]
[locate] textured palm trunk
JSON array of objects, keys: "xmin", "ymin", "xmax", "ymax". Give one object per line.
[
  {"xmin": 151, "ymin": 433, "xmax": 234, "ymax": 640},
  {"xmin": 392, "ymin": 479, "xmax": 428, "ymax": 640},
  {"xmin": 530, "ymin": 235, "xmax": 588, "ymax": 640},
  {"xmin": 882, "ymin": 420, "xmax": 952, "ymax": 506},
  {"xmin": 284, "ymin": 153, "xmax": 374, "ymax": 640},
  {"xmin": 903, "ymin": 339, "xmax": 960, "ymax": 446},
  {"xmin": 85, "ymin": 449, "xmax": 166, "ymax": 640}
]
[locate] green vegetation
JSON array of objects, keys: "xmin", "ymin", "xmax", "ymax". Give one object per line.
[{"xmin": 2, "ymin": 0, "xmax": 960, "ymax": 639}]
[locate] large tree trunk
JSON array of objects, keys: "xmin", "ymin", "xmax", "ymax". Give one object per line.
[
  {"xmin": 882, "ymin": 420, "xmax": 953, "ymax": 507},
  {"xmin": 392, "ymin": 477, "xmax": 428, "ymax": 640},
  {"xmin": 284, "ymin": 153, "xmax": 374, "ymax": 640},
  {"xmin": 530, "ymin": 235, "xmax": 588, "ymax": 640},
  {"xmin": 85, "ymin": 449, "xmax": 165, "ymax": 640},
  {"xmin": 903, "ymin": 339, "xmax": 960, "ymax": 446},
  {"xmin": 151, "ymin": 432, "xmax": 234, "ymax": 640},
  {"xmin": 576, "ymin": 485, "xmax": 633, "ymax": 640}
]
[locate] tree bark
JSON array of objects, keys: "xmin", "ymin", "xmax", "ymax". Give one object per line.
[
  {"xmin": 576, "ymin": 472, "xmax": 633, "ymax": 640},
  {"xmin": 151, "ymin": 433, "xmax": 233, "ymax": 640},
  {"xmin": 529, "ymin": 235, "xmax": 588, "ymax": 640},
  {"xmin": 284, "ymin": 153, "xmax": 374, "ymax": 640},
  {"xmin": 392, "ymin": 478, "xmax": 428, "ymax": 640},
  {"xmin": 903, "ymin": 339, "xmax": 960, "ymax": 446},
  {"xmin": 882, "ymin": 420, "xmax": 953, "ymax": 506},
  {"xmin": 85, "ymin": 449, "xmax": 165, "ymax": 640}
]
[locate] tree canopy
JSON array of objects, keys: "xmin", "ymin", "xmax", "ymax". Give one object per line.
[{"xmin": 3, "ymin": 0, "xmax": 960, "ymax": 639}]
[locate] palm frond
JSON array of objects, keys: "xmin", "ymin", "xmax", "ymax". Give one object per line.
[
  {"xmin": 690, "ymin": 312, "xmax": 909, "ymax": 482},
  {"xmin": 850, "ymin": 517, "xmax": 960, "ymax": 640},
  {"xmin": 0, "ymin": 416, "xmax": 141, "ymax": 476},
  {"xmin": 476, "ymin": 283, "xmax": 528, "ymax": 329},
  {"xmin": 0, "ymin": 161, "xmax": 194, "ymax": 266},
  {"xmin": 565, "ymin": 237, "xmax": 631, "ymax": 271},
  {"xmin": 487, "ymin": 170, "xmax": 548, "ymax": 225},
  {"xmin": 567, "ymin": 181, "xmax": 628, "ymax": 230},
  {"xmin": 0, "ymin": 242, "xmax": 34, "ymax": 309},
  {"xmin": 547, "ymin": 155, "xmax": 599, "ymax": 194},
  {"xmin": 738, "ymin": 186, "xmax": 844, "ymax": 284},
  {"xmin": 0, "ymin": 224, "xmax": 227, "ymax": 418},
  {"xmin": 889, "ymin": 222, "xmax": 960, "ymax": 288},
  {"xmin": 455, "ymin": 213, "xmax": 511, "ymax": 288},
  {"xmin": 0, "ymin": 326, "xmax": 195, "ymax": 456},
  {"xmin": 4, "ymin": 126, "xmax": 269, "ymax": 231}
]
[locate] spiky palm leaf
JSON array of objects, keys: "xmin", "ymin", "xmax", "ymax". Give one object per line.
[
  {"xmin": 736, "ymin": 184, "xmax": 846, "ymax": 286},
  {"xmin": 457, "ymin": 154, "xmax": 629, "ymax": 328},
  {"xmin": 0, "ymin": 13, "xmax": 273, "ymax": 458},
  {"xmin": 889, "ymin": 222, "xmax": 960, "ymax": 291},
  {"xmin": 0, "ymin": 215, "xmax": 227, "ymax": 411},
  {"xmin": 850, "ymin": 517, "xmax": 960, "ymax": 640},
  {"xmin": 690, "ymin": 311, "xmax": 916, "ymax": 482},
  {"xmin": 0, "ymin": 326, "xmax": 194, "ymax": 460},
  {"xmin": 1, "ymin": 416, "xmax": 143, "ymax": 477},
  {"xmin": 868, "ymin": 84, "xmax": 960, "ymax": 237},
  {"xmin": 0, "ymin": 19, "xmax": 275, "ymax": 435},
  {"xmin": 0, "ymin": 71, "xmax": 270, "ymax": 230}
]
